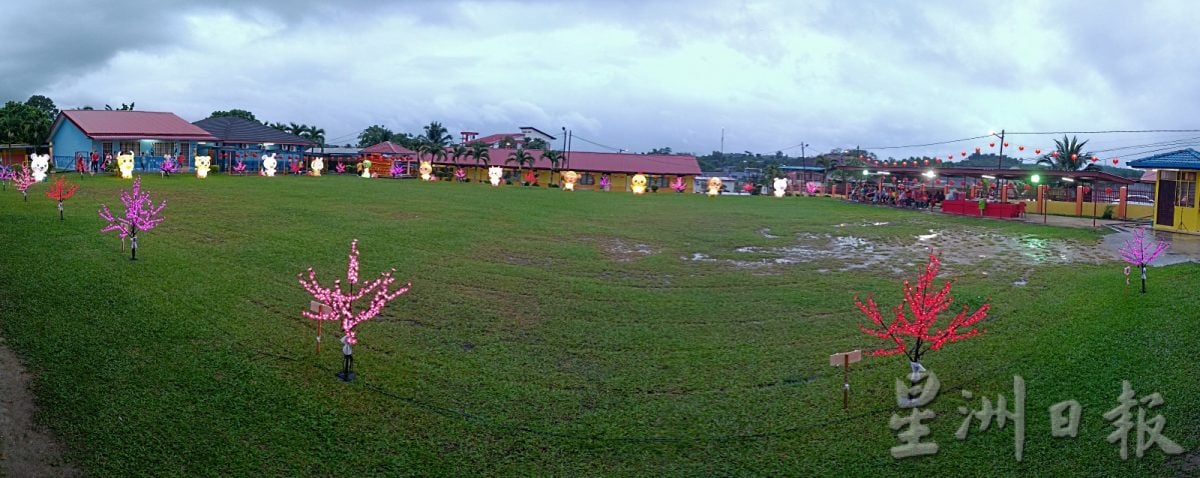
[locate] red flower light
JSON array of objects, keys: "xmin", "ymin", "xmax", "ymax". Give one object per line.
[{"xmin": 1105, "ymin": 187, "xmax": 1113, "ymax": 195}]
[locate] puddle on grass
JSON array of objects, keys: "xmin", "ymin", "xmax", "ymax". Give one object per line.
[
  {"xmin": 759, "ymin": 228, "xmax": 781, "ymax": 239},
  {"xmin": 590, "ymin": 237, "xmax": 658, "ymax": 262},
  {"xmin": 686, "ymin": 225, "xmax": 1200, "ymax": 276}
]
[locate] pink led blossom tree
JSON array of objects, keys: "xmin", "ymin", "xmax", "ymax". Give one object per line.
[
  {"xmin": 389, "ymin": 163, "xmax": 404, "ymax": 178},
  {"xmin": 0, "ymin": 165, "xmax": 14, "ymax": 191},
  {"xmin": 232, "ymin": 159, "xmax": 246, "ymax": 175},
  {"xmin": 13, "ymin": 164, "xmax": 36, "ymax": 202},
  {"xmin": 98, "ymin": 176, "xmax": 167, "ymax": 261},
  {"xmin": 336, "ymin": 162, "xmax": 347, "ymax": 174},
  {"xmin": 289, "ymin": 160, "xmax": 302, "ymax": 175},
  {"xmin": 856, "ymin": 251, "xmax": 990, "ymax": 381},
  {"xmin": 1119, "ymin": 226, "xmax": 1169, "ymax": 294},
  {"xmin": 160, "ymin": 156, "xmax": 177, "ymax": 177},
  {"xmin": 670, "ymin": 176, "xmax": 686, "ymax": 193},
  {"xmin": 45, "ymin": 176, "xmax": 78, "ymax": 220},
  {"xmin": 299, "ymin": 239, "xmax": 411, "ymax": 381}
]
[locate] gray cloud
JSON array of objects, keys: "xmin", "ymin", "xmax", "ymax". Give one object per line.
[{"xmin": 3, "ymin": 0, "xmax": 1198, "ymax": 157}]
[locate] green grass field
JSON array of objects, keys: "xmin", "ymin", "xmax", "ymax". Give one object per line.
[{"xmin": 1, "ymin": 173, "xmax": 1196, "ymax": 476}]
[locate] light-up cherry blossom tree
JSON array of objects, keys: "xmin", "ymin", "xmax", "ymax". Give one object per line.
[
  {"xmin": 0, "ymin": 165, "xmax": 14, "ymax": 191},
  {"xmin": 160, "ymin": 156, "xmax": 177, "ymax": 177},
  {"xmin": 232, "ymin": 159, "xmax": 246, "ymax": 175},
  {"xmin": 45, "ymin": 175, "xmax": 78, "ymax": 220},
  {"xmin": 1119, "ymin": 226, "xmax": 1169, "ymax": 294},
  {"xmin": 299, "ymin": 239, "xmax": 411, "ymax": 381},
  {"xmin": 856, "ymin": 251, "xmax": 990, "ymax": 381},
  {"xmin": 98, "ymin": 176, "xmax": 167, "ymax": 261},
  {"xmin": 13, "ymin": 164, "xmax": 36, "ymax": 202}
]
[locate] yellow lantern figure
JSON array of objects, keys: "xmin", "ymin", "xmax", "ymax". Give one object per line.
[
  {"xmin": 361, "ymin": 159, "xmax": 372, "ymax": 178},
  {"xmin": 561, "ymin": 171, "xmax": 579, "ymax": 191},
  {"xmin": 707, "ymin": 177, "xmax": 723, "ymax": 196},
  {"xmin": 311, "ymin": 157, "xmax": 324, "ymax": 176},
  {"xmin": 772, "ymin": 177, "xmax": 788, "ymax": 198},
  {"xmin": 194, "ymin": 155, "xmax": 211, "ymax": 179},
  {"xmin": 262, "ymin": 153, "xmax": 277, "ymax": 177},
  {"xmin": 30, "ymin": 153, "xmax": 50, "ymax": 182},
  {"xmin": 488, "ymin": 167, "xmax": 503, "ymax": 186},
  {"xmin": 631, "ymin": 173, "xmax": 648, "ymax": 194},
  {"xmin": 418, "ymin": 161, "xmax": 433, "ymax": 181},
  {"xmin": 116, "ymin": 153, "xmax": 134, "ymax": 179}
]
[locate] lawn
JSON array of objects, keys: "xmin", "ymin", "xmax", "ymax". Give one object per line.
[{"xmin": 0, "ymin": 173, "xmax": 1196, "ymax": 476}]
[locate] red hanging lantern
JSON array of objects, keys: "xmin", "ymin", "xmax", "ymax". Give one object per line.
[
  {"xmin": 975, "ymin": 147, "xmax": 981, "ymax": 154},
  {"xmin": 924, "ymin": 159, "xmax": 930, "ymax": 166},
  {"xmin": 1105, "ymin": 187, "xmax": 1113, "ymax": 195},
  {"xmin": 1023, "ymin": 184, "xmax": 1031, "ymax": 191},
  {"xmin": 252, "ymin": 152, "xmax": 259, "ymax": 158},
  {"xmin": 1052, "ymin": 151, "xmax": 1060, "ymax": 158},
  {"xmin": 960, "ymin": 151, "xmax": 966, "ymax": 157},
  {"xmin": 989, "ymin": 142, "xmax": 995, "ymax": 148},
  {"xmin": 935, "ymin": 158, "xmax": 942, "ymax": 164},
  {"xmin": 1091, "ymin": 155, "xmax": 1099, "ymax": 162},
  {"xmin": 1018, "ymin": 145, "xmax": 1024, "ymax": 151},
  {"xmin": 1003, "ymin": 142, "xmax": 1009, "ymax": 148},
  {"xmin": 1035, "ymin": 149, "xmax": 1041, "ymax": 155},
  {"xmin": 1112, "ymin": 158, "xmax": 1119, "ymax": 165},
  {"xmin": 1071, "ymin": 153, "xmax": 1078, "ymax": 161},
  {"xmin": 947, "ymin": 154, "xmax": 953, "ymax": 160},
  {"xmin": 859, "ymin": 155, "xmax": 865, "ymax": 160}
]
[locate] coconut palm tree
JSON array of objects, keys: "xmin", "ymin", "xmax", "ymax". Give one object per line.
[
  {"xmin": 450, "ymin": 144, "xmax": 468, "ymax": 168},
  {"xmin": 541, "ymin": 149, "xmax": 563, "ymax": 185},
  {"xmin": 1036, "ymin": 135, "xmax": 1092, "ymax": 171},
  {"xmin": 506, "ymin": 147, "xmax": 535, "ymax": 184},
  {"xmin": 423, "ymin": 121, "xmax": 452, "ymax": 148},
  {"xmin": 469, "ymin": 143, "xmax": 490, "ymax": 183}
]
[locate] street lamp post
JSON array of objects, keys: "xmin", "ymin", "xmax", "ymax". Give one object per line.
[
  {"xmin": 800, "ymin": 142, "xmax": 809, "ymax": 182},
  {"xmin": 990, "ymin": 129, "xmax": 1006, "ymax": 201}
]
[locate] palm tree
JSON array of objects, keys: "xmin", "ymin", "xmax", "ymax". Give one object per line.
[
  {"xmin": 450, "ymin": 144, "xmax": 468, "ymax": 169},
  {"xmin": 541, "ymin": 149, "xmax": 563, "ymax": 185},
  {"xmin": 506, "ymin": 147, "xmax": 535, "ymax": 184},
  {"xmin": 287, "ymin": 122, "xmax": 304, "ymax": 136},
  {"xmin": 469, "ymin": 143, "xmax": 490, "ymax": 183},
  {"xmin": 305, "ymin": 125, "xmax": 326, "ymax": 152},
  {"xmin": 815, "ymin": 155, "xmax": 837, "ymax": 190},
  {"xmin": 423, "ymin": 121, "xmax": 452, "ymax": 148},
  {"xmin": 1036, "ymin": 135, "xmax": 1091, "ymax": 171}
]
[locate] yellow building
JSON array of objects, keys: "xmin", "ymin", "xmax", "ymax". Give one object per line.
[
  {"xmin": 431, "ymin": 148, "xmax": 700, "ymax": 192},
  {"xmin": 1130, "ymin": 148, "xmax": 1200, "ymax": 234}
]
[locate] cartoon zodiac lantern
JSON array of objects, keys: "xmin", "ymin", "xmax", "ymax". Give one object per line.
[
  {"xmin": 311, "ymin": 157, "xmax": 324, "ymax": 176},
  {"xmin": 561, "ymin": 171, "xmax": 579, "ymax": 191},
  {"xmin": 706, "ymin": 177, "xmax": 723, "ymax": 196},
  {"xmin": 631, "ymin": 173, "xmax": 648, "ymax": 194},
  {"xmin": 30, "ymin": 153, "xmax": 51, "ymax": 182},
  {"xmin": 419, "ymin": 161, "xmax": 433, "ymax": 181},
  {"xmin": 488, "ymin": 166, "xmax": 503, "ymax": 186},
  {"xmin": 115, "ymin": 153, "xmax": 135, "ymax": 179},
  {"xmin": 194, "ymin": 155, "xmax": 211, "ymax": 179},
  {"xmin": 772, "ymin": 177, "xmax": 788, "ymax": 198},
  {"xmin": 262, "ymin": 153, "xmax": 277, "ymax": 177}
]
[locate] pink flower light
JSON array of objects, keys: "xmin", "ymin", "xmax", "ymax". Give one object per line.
[
  {"xmin": 98, "ymin": 176, "xmax": 167, "ymax": 260},
  {"xmin": 298, "ymin": 239, "xmax": 410, "ymax": 345}
]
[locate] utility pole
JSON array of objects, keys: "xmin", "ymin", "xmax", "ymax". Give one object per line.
[
  {"xmin": 720, "ymin": 127, "xmax": 725, "ymax": 156},
  {"xmin": 800, "ymin": 142, "xmax": 809, "ymax": 182}
]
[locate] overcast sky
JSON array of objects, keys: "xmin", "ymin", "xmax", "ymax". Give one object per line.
[{"xmin": 4, "ymin": 0, "xmax": 1199, "ymax": 161}]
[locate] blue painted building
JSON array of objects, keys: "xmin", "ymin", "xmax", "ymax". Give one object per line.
[{"xmin": 48, "ymin": 110, "xmax": 218, "ymax": 172}]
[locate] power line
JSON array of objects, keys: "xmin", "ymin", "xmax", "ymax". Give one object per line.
[{"xmin": 570, "ymin": 134, "xmax": 624, "ymax": 153}]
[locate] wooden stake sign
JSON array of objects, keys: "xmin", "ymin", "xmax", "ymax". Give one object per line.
[
  {"xmin": 829, "ymin": 349, "xmax": 862, "ymax": 409},
  {"xmin": 310, "ymin": 301, "xmax": 332, "ymax": 353}
]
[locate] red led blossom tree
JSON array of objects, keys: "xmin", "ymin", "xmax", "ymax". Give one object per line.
[
  {"xmin": 289, "ymin": 160, "xmax": 302, "ymax": 175},
  {"xmin": 299, "ymin": 239, "xmax": 411, "ymax": 381},
  {"xmin": 13, "ymin": 164, "xmax": 36, "ymax": 202},
  {"xmin": 99, "ymin": 176, "xmax": 167, "ymax": 261},
  {"xmin": 45, "ymin": 175, "xmax": 78, "ymax": 220},
  {"xmin": 1119, "ymin": 226, "xmax": 1169, "ymax": 294},
  {"xmin": 855, "ymin": 251, "xmax": 990, "ymax": 380}
]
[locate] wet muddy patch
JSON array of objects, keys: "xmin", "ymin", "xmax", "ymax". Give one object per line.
[
  {"xmin": 685, "ymin": 228, "xmax": 1118, "ymax": 274},
  {"xmin": 584, "ymin": 237, "xmax": 659, "ymax": 262}
]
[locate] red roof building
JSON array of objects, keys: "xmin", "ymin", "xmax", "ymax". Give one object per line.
[{"xmin": 48, "ymin": 110, "xmax": 219, "ymax": 171}]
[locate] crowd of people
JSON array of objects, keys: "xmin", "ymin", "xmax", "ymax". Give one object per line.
[{"xmin": 847, "ymin": 185, "xmax": 948, "ymax": 209}]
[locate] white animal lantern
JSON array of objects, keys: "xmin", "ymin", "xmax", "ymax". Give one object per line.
[
  {"xmin": 115, "ymin": 153, "xmax": 134, "ymax": 179},
  {"xmin": 488, "ymin": 166, "xmax": 503, "ymax": 187},
  {"xmin": 311, "ymin": 157, "xmax": 324, "ymax": 176},
  {"xmin": 262, "ymin": 153, "xmax": 277, "ymax": 177},
  {"xmin": 561, "ymin": 171, "xmax": 579, "ymax": 191},
  {"xmin": 194, "ymin": 155, "xmax": 211, "ymax": 179},
  {"xmin": 30, "ymin": 153, "xmax": 50, "ymax": 182},
  {"xmin": 773, "ymin": 177, "xmax": 788, "ymax": 198}
]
